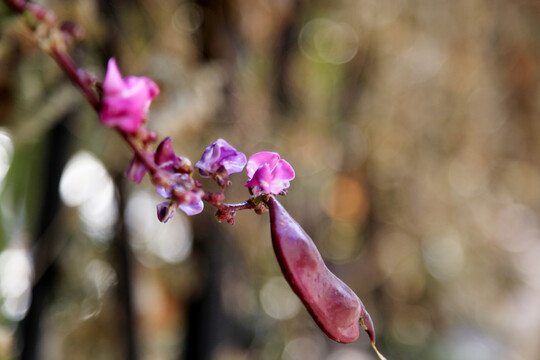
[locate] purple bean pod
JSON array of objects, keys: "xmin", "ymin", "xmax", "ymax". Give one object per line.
[{"xmin": 268, "ymin": 196, "xmax": 386, "ymax": 358}]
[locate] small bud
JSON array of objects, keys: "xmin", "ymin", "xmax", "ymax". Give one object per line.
[
  {"xmin": 157, "ymin": 201, "xmax": 175, "ymax": 223},
  {"xmin": 135, "ymin": 127, "xmax": 158, "ymax": 144},
  {"xmin": 78, "ymin": 69, "xmax": 97, "ymax": 87},
  {"xmin": 126, "ymin": 156, "xmax": 148, "ymax": 183},
  {"xmin": 215, "ymin": 208, "xmax": 235, "ymax": 224},
  {"xmin": 59, "ymin": 21, "xmax": 83, "ymax": 44}
]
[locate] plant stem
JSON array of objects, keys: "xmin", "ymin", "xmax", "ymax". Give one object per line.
[
  {"xmin": 50, "ymin": 48, "xmax": 100, "ymax": 111},
  {"xmin": 121, "ymin": 133, "xmax": 158, "ymax": 174}
]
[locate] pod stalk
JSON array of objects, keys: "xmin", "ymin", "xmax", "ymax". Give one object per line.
[{"xmin": 360, "ymin": 316, "xmax": 387, "ymax": 360}]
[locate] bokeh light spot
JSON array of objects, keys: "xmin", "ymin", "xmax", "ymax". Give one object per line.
[
  {"xmin": 125, "ymin": 190, "xmax": 192, "ymax": 266},
  {"xmin": 0, "ymin": 248, "xmax": 33, "ymax": 320},
  {"xmin": 320, "ymin": 176, "xmax": 369, "ymax": 222},
  {"xmin": 422, "ymin": 229, "xmax": 464, "ymax": 280},
  {"xmin": 0, "ymin": 129, "xmax": 14, "ymax": 184},
  {"xmin": 282, "ymin": 336, "xmax": 325, "ymax": 360},
  {"xmin": 299, "ymin": 19, "xmax": 359, "ymax": 64},
  {"xmin": 59, "ymin": 151, "xmax": 118, "ymax": 241},
  {"xmin": 260, "ymin": 277, "xmax": 301, "ymax": 320}
]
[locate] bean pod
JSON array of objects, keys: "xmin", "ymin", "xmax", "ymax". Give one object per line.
[{"xmin": 267, "ymin": 196, "xmax": 379, "ymax": 347}]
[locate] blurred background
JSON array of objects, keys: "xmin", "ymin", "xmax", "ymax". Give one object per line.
[{"xmin": 1, "ymin": 0, "xmax": 540, "ymax": 359}]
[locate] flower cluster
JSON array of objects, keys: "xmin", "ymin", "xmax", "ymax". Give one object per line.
[{"xmin": 98, "ymin": 58, "xmax": 296, "ymax": 223}]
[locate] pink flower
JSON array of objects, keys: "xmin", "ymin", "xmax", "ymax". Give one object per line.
[
  {"xmin": 99, "ymin": 58, "xmax": 159, "ymax": 133},
  {"xmin": 195, "ymin": 139, "xmax": 247, "ymax": 178},
  {"xmin": 244, "ymin": 152, "xmax": 295, "ymax": 195}
]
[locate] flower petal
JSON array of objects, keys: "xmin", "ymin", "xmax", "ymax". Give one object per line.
[
  {"xmin": 99, "ymin": 58, "xmax": 160, "ymax": 133},
  {"xmin": 222, "ymin": 151, "xmax": 247, "ymax": 174},
  {"xmin": 157, "ymin": 201, "xmax": 175, "ymax": 223},
  {"xmin": 274, "ymin": 159, "xmax": 295, "ymax": 182},
  {"xmin": 179, "ymin": 198, "xmax": 204, "ymax": 216},
  {"xmin": 155, "ymin": 185, "xmax": 171, "ymax": 198},
  {"xmin": 125, "ymin": 156, "xmax": 148, "ymax": 183},
  {"xmin": 245, "ymin": 164, "xmax": 273, "ymax": 195},
  {"xmin": 155, "ymin": 137, "xmax": 178, "ymax": 168},
  {"xmin": 102, "ymin": 58, "xmax": 124, "ymax": 94},
  {"xmin": 195, "ymin": 138, "xmax": 246, "ymax": 177},
  {"xmin": 246, "ymin": 152, "xmax": 280, "ymax": 178}
]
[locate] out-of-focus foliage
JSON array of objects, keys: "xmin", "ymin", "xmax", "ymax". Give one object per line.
[{"xmin": 1, "ymin": 0, "xmax": 539, "ymax": 359}]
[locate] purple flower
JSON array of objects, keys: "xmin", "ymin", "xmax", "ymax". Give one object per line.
[
  {"xmin": 155, "ymin": 173, "xmax": 204, "ymax": 218},
  {"xmin": 99, "ymin": 58, "xmax": 159, "ymax": 133},
  {"xmin": 156, "ymin": 191, "xmax": 204, "ymax": 223},
  {"xmin": 195, "ymin": 139, "xmax": 247, "ymax": 178},
  {"xmin": 151, "ymin": 138, "xmax": 202, "ymax": 218},
  {"xmin": 244, "ymin": 152, "xmax": 295, "ymax": 195}
]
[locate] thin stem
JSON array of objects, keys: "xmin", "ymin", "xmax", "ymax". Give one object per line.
[
  {"xmin": 121, "ymin": 132, "xmax": 158, "ymax": 174},
  {"xmin": 218, "ymin": 201, "xmax": 253, "ymax": 212},
  {"xmin": 50, "ymin": 49, "xmax": 100, "ymax": 111}
]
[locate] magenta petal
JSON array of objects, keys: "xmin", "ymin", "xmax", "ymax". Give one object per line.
[
  {"xmin": 245, "ymin": 164, "xmax": 273, "ymax": 195},
  {"xmin": 144, "ymin": 78, "xmax": 160, "ymax": 99},
  {"xmin": 99, "ymin": 58, "xmax": 160, "ymax": 134},
  {"xmin": 274, "ymin": 159, "xmax": 295, "ymax": 182},
  {"xmin": 102, "ymin": 58, "xmax": 124, "ymax": 94},
  {"xmin": 246, "ymin": 152, "xmax": 280, "ymax": 178},
  {"xmin": 268, "ymin": 180, "xmax": 290, "ymax": 195}
]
